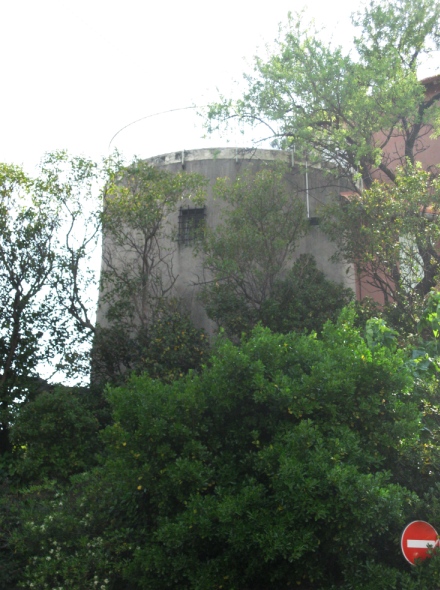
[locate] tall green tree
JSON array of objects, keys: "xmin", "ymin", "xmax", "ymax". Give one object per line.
[
  {"xmin": 202, "ymin": 254, "xmax": 353, "ymax": 338},
  {"xmin": 206, "ymin": 0, "xmax": 440, "ymax": 328},
  {"xmin": 0, "ymin": 153, "xmax": 102, "ymax": 453},
  {"xmin": 200, "ymin": 164, "xmax": 350, "ymax": 338},
  {"xmin": 10, "ymin": 386, "xmax": 100, "ymax": 483},
  {"xmin": 206, "ymin": 0, "xmax": 440, "ymax": 190},
  {"xmin": 94, "ymin": 159, "xmax": 207, "ymax": 383},
  {"xmin": 322, "ymin": 164, "xmax": 440, "ymax": 329},
  {"xmin": 202, "ymin": 163, "xmax": 307, "ymax": 307}
]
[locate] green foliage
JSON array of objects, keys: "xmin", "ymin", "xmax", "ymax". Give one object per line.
[
  {"xmin": 137, "ymin": 304, "xmax": 208, "ymax": 382},
  {"xmin": 203, "ymin": 254, "xmax": 353, "ymax": 339},
  {"xmin": 405, "ymin": 291, "xmax": 440, "ymax": 377},
  {"xmin": 0, "ymin": 479, "xmax": 28, "ymax": 590},
  {"xmin": 200, "ymin": 281, "xmax": 258, "ymax": 338},
  {"xmin": 365, "ymin": 317, "xmax": 398, "ymax": 351},
  {"xmin": 10, "ymin": 387, "xmax": 100, "ymax": 483},
  {"xmin": 322, "ymin": 165, "xmax": 440, "ymax": 331},
  {"xmin": 100, "ymin": 159, "xmax": 206, "ymax": 328},
  {"xmin": 260, "ymin": 254, "xmax": 353, "ymax": 334},
  {"xmin": 6, "ymin": 480, "xmax": 117, "ymax": 590},
  {"xmin": 418, "ymin": 290, "xmax": 440, "ymax": 341},
  {"xmin": 93, "ymin": 302, "xmax": 209, "ymax": 384},
  {"xmin": 96, "ymin": 159, "xmax": 207, "ymax": 383},
  {"xmin": 199, "ymin": 164, "xmax": 351, "ymax": 339},
  {"xmin": 202, "ymin": 163, "xmax": 308, "ymax": 310},
  {"xmin": 207, "ymin": 0, "xmax": 440, "ymax": 189},
  {"xmin": 13, "ymin": 314, "xmax": 440, "ymax": 589},
  {"xmin": 0, "ymin": 153, "xmax": 103, "ymax": 454}
]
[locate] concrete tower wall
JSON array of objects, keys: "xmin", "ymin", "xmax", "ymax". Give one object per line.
[{"xmin": 98, "ymin": 147, "xmax": 355, "ymax": 335}]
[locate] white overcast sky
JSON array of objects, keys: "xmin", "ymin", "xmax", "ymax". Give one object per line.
[{"xmin": 1, "ymin": 0, "xmax": 439, "ymax": 173}]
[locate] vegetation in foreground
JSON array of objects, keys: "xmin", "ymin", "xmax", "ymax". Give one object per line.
[
  {"xmin": 3, "ymin": 307, "xmax": 440, "ymax": 589},
  {"xmin": 2, "ymin": 0, "xmax": 440, "ymax": 587}
]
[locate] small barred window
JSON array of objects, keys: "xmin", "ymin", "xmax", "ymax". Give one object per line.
[{"xmin": 178, "ymin": 207, "xmax": 205, "ymax": 246}]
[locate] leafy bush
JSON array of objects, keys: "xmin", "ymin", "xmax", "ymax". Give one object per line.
[
  {"xmin": 202, "ymin": 254, "xmax": 353, "ymax": 339},
  {"xmin": 10, "ymin": 387, "xmax": 100, "ymax": 483},
  {"xmin": 93, "ymin": 302, "xmax": 209, "ymax": 385},
  {"xmin": 260, "ymin": 254, "xmax": 353, "ymax": 334},
  {"xmin": 13, "ymin": 312, "xmax": 440, "ymax": 589}
]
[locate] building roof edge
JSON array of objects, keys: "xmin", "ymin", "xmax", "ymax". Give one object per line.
[{"xmin": 145, "ymin": 147, "xmax": 292, "ymax": 166}]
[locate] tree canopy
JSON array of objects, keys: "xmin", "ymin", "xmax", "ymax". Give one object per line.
[
  {"xmin": 201, "ymin": 163, "xmax": 307, "ymax": 306},
  {"xmin": 322, "ymin": 164, "xmax": 440, "ymax": 328},
  {"xmin": 11, "ymin": 312, "xmax": 440, "ymax": 589},
  {"xmin": 4, "ymin": 2, "xmax": 440, "ymax": 588},
  {"xmin": 205, "ymin": 0, "xmax": 440, "ymax": 327},
  {"xmin": 0, "ymin": 153, "xmax": 102, "ymax": 453},
  {"xmin": 206, "ymin": 0, "xmax": 440, "ymax": 190},
  {"xmin": 94, "ymin": 159, "xmax": 208, "ymax": 383}
]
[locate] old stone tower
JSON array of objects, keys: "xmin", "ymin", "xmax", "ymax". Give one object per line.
[{"xmin": 97, "ymin": 147, "xmax": 354, "ymax": 336}]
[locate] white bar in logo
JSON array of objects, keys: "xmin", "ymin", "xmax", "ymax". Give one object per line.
[{"xmin": 407, "ymin": 540, "xmax": 436, "ymax": 548}]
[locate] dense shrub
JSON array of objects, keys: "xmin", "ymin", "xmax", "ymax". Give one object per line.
[
  {"xmin": 92, "ymin": 303, "xmax": 209, "ymax": 385},
  {"xmin": 202, "ymin": 254, "xmax": 353, "ymax": 339},
  {"xmin": 12, "ymin": 313, "xmax": 440, "ymax": 589},
  {"xmin": 10, "ymin": 387, "xmax": 100, "ymax": 483}
]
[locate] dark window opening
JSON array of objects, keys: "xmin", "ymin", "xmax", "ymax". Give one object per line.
[{"xmin": 178, "ymin": 207, "xmax": 205, "ymax": 245}]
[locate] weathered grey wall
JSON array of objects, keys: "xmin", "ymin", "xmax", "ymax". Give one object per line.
[{"xmin": 97, "ymin": 147, "xmax": 355, "ymax": 334}]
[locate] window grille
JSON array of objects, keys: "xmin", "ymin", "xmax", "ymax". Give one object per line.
[
  {"xmin": 308, "ymin": 216, "xmax": 320, "ymax": 226},
  {"xmin": 178, "ymin": 207, "xmax": 205, "ymax": 245}
]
